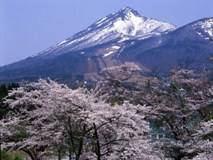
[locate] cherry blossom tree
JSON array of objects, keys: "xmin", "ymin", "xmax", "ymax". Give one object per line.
[
  {"xmin": 0, "ymin": 79, "xmax": 160, "ymax": 160},
  {"xmin": 186, "ymin": 120, "xmax": 213, "ymax": 159},
  {"xmin": 146, "ymin": 69, "xmax": 213, "ymax": 159},
  {"xmin": 97, "ymin": 67, "xmax": 213, "ymax": 159},
  {"xmin": 95, "ymin": 62, "xmax": 148, "ymax": 105}
]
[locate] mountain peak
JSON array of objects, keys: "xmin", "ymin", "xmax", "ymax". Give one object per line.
[
  {"xmin": 106, "ymin": 7, "xmax": 175, "ymax": 37},
  {"xmin": 116, "ymin": 6, "xmax": 142, "ymax": 20},
  {"xmin": 120, "ymin": 7, "xmax": 139, "ymax": 14},
  {"xmin": 121, "ymin": 6, "xmax": 133, "ymax": 11},
  {"xmin": 34, "ymin": 7, "xmax": 176, "ymax": 57}
]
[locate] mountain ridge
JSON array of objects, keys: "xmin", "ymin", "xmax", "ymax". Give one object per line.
[
  {"xmin": 32, "ymin": 7, "xmax": 176, "ymax": 58},
  {"xmin": 0, "ymin": 7, "xmax": 213, "ymax": 84}
]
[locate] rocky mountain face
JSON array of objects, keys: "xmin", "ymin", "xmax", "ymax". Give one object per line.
[{"xmin": 0, "ymin": 7, "xmax": 213, "ymax": 84}]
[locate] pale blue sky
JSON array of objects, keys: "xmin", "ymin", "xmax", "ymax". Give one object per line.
[{"xmin": 1, "ymin": 0, "xmax": 213, "ymax": 66}]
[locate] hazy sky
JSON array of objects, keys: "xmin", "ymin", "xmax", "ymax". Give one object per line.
[{"xmin": 1, "ymin": 0, "xmax": 213, "ymax": 66}]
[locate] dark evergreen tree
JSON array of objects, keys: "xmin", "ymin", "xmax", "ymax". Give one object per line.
[{"xmin": 0, "ymin": 83, "xmax": 19, "ymax": 160}]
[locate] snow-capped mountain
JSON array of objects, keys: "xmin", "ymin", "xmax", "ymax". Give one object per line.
[
  {"xmin": 191, "ymin": 18, "xmax": 213, "ymax": 37},
  {"xmin": 35, "ymin": 7, "xmax": 176, "ymax": 57},
  {"xmin": 172, "ymin": 17, "xmax": 213, "ymax": 41},
  {"xmin": 118, "ymin": 17, "xmax": 213, "ymax": 73},
  {"xmin": 0, "ymin": 8, "xmax": 213, "ymax": 84}
]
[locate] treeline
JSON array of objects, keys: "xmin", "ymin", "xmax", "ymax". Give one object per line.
[
  {"xmin": 0, "ymin": 83, "xmax": 20, "ymax": 160},
  {"xmin": 0, "ymin": 83, "xmax": 19, "ymax": 119}
]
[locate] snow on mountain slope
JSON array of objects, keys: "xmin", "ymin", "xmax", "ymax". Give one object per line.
[
  {"xmin": 34, "ymin": 7, "xmax": 176, "ymax": 57},
  {"xmin": 171, "ymin": 17, "xmax": 213, "ymax": 41},
  {"xmin": 117, "ymin": 17, "xmax": 213, "ymax": 74},
  {"xmin": 192, "ymin": 18, "xmax": 213, "ymax": 39}
]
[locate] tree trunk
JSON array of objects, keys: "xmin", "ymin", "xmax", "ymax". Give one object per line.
[
  {"xmin": 58, "ymin": 147, "xmax": 62, "ymax": 160},
  {"xmin": 75, "ymin": 139, "xmax": 83, "ymax": 160},
  {"xmin": 28, "ymin": 154, "xmax": 42, "ymax": 160},
  {"xmin": 33, "ymin": 156, "xmax": 42, "ymax": 160},
  {"xmin": 0, "ymin": 134, "xmax": 2, "ymax": 160},
  {"xmin": 93, "ymin": 123, "xmax": 101, "ymax": 160},
  {"xmin": 68, "ymin": 117, "xmax": 77, "ymax": 160},
  {"xmin": 69, "ymin": 146, "xmax": 72, "ymax": 160},
  {"xmin": 75, "ymin": 125, "xmax": 86, "ymax": 160},
  {"xmin": 22, "ymin": 148, "xmax": 42, "ymax": 160}
]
